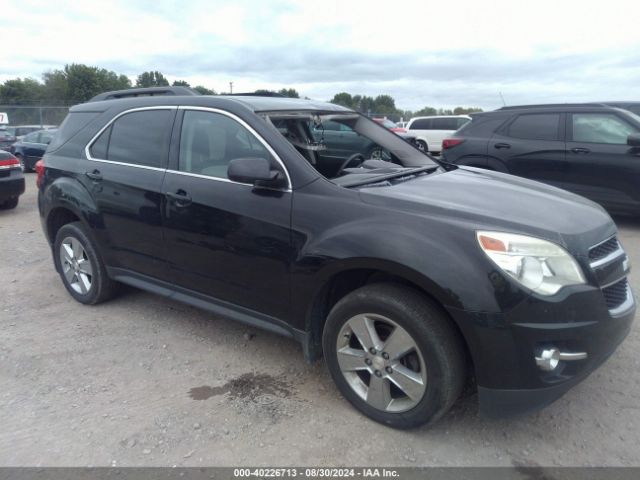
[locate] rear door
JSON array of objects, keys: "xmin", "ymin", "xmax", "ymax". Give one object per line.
[
  {"xmin": 161, "ymin": 107, "xmax": 292, "ymax": 321},
  {"xmin": 565, "ymin": 111, "xmax": 640, "ymax": 211},
  {"xmin": 489, "ymin": 112, "xmax": 566, "ymax": 188},
  {"xmin": 84, "ymin": 107, "xmax": 176, "ymax": 280},
  {"xmin": 20, "ymin": 132, "xmax": 47, "ymax": 167}
]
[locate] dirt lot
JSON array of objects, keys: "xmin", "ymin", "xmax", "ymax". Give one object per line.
[{"xmin": 1, "ymin": 178, "xmax": 639, "ymax": 467}]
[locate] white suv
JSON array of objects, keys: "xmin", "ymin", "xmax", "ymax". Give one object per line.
[{"xmin": 406, "ymin": 115, "xmax": 471, "ymax": 154}]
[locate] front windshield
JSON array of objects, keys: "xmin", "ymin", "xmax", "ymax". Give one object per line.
[{"xmin": 265, "ymin": 112, "xmax": 438, "ymax": 186}]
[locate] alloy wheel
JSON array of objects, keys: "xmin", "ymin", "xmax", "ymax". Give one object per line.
[
  {"xmin": 336, "ymin": 313, "xmax": 427, "ymax": 412},
  {"xmin": 59, "ymin": 236, "xmax": 94, "ymax": 295}
]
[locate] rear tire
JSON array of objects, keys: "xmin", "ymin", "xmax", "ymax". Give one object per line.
[
  {"xmin": 0, "ymin": 197, "xmax": 19, "ymax": 209},
  {"xmin": 53, "ymin": 221, "xmax": 118, "ymax": 305},
  {"xmin": 414, "ymin": 140, "xmax": 428, "ymax": 153},
  {"xmin": 322, "ymin": 282, "xmax": 466, "ymax": 429}
]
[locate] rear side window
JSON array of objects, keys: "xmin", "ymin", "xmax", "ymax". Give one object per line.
[
  {"xmin": 48, "ymin": 112, "xmax": 100, "ymax": 151},
  {"xmin": 572, "ymin": 113, "xmax": 637, "ymax": 144},
  {"xmin": 23, "ymin": 132, "xmax": 39, "ymax": 142},
  {"xmin": 507, "ymin": 114, "xmax": 560, "ymax": 141},
  {"xmin": 409, "ymin": 118, "xmax": 432, "ymax": 130},
  {"xmin": 432, "ymin": 117, "xmax": 463, "ymax": 130},
  {"xmin": 89, "ymin": 109, "xmax": 173, "ymax": 168}
]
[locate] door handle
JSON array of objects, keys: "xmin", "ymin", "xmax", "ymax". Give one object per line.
[
  {"xmin": 165, "ymin": 190, "xmax": 192, "ymax": 207},
  {"xmin": 85, "ymin": 169, "xmax": 103, "ymax": 181},
  {"xmin": 571, "ymin": 147, "xmax": 591, "ymax": 154},
  {"xmin": 494, "ymin": 143, "xmax": 511, "ymax": 149}
]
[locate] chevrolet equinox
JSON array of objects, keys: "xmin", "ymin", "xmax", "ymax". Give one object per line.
[{"xmin": 37, "ymin": 87, "xmax": 635, "ymax": 428}]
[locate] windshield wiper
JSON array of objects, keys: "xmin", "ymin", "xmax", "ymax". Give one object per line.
[{"xmin": 342, "ymin": 166, "xmax": 439, "ymax": 188}]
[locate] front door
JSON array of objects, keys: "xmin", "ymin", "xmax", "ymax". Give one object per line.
[
  {"xmin": 565, "ymin": 111, "xmax": 640, "ymax": 212},
  {"xmin": 162, "ymin": 108, "xmax": 292, "ymax": 321}
]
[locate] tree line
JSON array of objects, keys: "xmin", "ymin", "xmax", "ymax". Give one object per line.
[
  {"xmin": 0, "ymin": 63, "xmax": 482, "ymax": 123},
  {"xmin": 329, "ymin": 92, "xmax": 483, "ymax": 120}
]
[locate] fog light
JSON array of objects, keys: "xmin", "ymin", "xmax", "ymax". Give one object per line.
[{"xmin": 535, "ymin": 348, "xmax": 560, "ymax": 371}]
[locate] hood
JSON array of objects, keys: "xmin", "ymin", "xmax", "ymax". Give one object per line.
[{"xmin": 359, "ymin": 167, "xmax": 615, "ymax": 255}]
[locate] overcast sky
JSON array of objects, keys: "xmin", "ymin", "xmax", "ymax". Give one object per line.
[{"xmin": 3, "ymin": 0, "xmax": 639, "ymax": 110}]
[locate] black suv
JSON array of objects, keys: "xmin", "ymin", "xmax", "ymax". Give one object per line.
[
  {"xmin": 38, "ymin": 88, "xmax": 634, "ymax": 428},
  {"xmin": 441, "ymin": 104, "xmax": 640, "ymax": 215}
]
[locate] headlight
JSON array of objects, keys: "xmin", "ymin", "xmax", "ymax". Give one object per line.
[{"xmin": 477, "ymin": 231, "xmax": 586, "ymax": 296}]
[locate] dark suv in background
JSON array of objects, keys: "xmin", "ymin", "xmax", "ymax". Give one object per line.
[
  {"xmin": 38, "ymin": 88, "xmax": 634, "ymax": 428},
  {"xmin": 441, "ymin": 104, "xmax": 640, "ymax": 215}
]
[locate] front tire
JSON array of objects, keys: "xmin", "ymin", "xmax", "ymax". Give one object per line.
[
  {"xmin": 53, "ymin": 222, "xmax": 118, "ymax": 304},
  {"xmin": 323, "ymin": 282, "xmax": 466, "ymax": 429}
]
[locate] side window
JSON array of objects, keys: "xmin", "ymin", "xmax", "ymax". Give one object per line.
[
  {"xmin": 572, "ymin": 113, "xmax": 637, "ymax": 144},
  {"xmin": 432, "ymin": 118, "xmax": 461, "ymax": 130},
  {"xmin": 23, "ymin": 132, "xmax": 38, "ymax": 142},
  {"xmin": 457, "ymin": 118, "xmax": 470, "ymax": 129},
  {"xmin": 39, "ymin": 131, "xmax": 55, "ymax": 145},
  {"xmin": 318, "ymin": 120, "xmax": 341, "ymax": 131},
  {"xmin": 507, "ymin": 114, "xmax": 560, "ymax": 141},
  {"xmin": 90, "ymin": 109, "xmax": 173, "ymax": 167},
  {"xmin": 90, "ymin": 126, "xmax": 110, "ymax": 158},
  {"xmin": 179, "ymin": 110, "xmax": 272, "ymax": 179},
  {"xmin": 409, "ymin": 118, "xmax": 432, "ymax": 130}
]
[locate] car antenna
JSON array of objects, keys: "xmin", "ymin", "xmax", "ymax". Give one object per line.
[{"xmin": 499, "ymin": 92, "xmax": 507, "ymax": 106}]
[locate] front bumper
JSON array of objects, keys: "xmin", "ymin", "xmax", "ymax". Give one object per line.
[{"xmin": 448, "ymin": 285, "xmax": 635, "ymax": 417}]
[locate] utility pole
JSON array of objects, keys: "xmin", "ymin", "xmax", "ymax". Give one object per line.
[{"xmin": 229, "ymin": 82, "xmax": 233, "ymax": 94}]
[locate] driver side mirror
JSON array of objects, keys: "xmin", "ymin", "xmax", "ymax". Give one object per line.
[
  {"xmin": 227, "ymin": 157, "xmax": 287, "ymax": 189},
  {"xmin": 627, "ymin": 133, "xmax": 640, "ymax": 147}
]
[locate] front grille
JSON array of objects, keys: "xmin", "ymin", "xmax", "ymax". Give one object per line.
[
  {"xmin": 603, "ymin": 278, "xmax": 629, "ymax": 310},
  {"xmin": 589, "ymin": 237, "xmax": 620, "ymax": 262}
]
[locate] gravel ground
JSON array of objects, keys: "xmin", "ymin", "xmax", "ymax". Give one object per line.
[{"xmin": 1, "ymin": 178, "xmax": 639, "ymax": 467}]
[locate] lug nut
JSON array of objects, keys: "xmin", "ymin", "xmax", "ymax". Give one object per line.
[
  {"xmin": 369, "ymin": 348, "xmax": 377, "ymax": 355},
  {"xmin": 382, "ymin": 352, "xmax": 389, "ymax": 360},
  {"xmin": 385, "ymin": 366, "xmax": 393, "ymax": 374},
  {"xmin": 365, "ymin": 358, "xmax": 372, "ymax": 366},
  {"xmin": 374, "ymin": 370, "xmax": 382, "ymax": 377}
]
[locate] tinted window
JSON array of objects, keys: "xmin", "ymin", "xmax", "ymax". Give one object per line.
[
  {"xmin": 432, "ymin": 118, "xmax": 462, "ymax": 130},
  {"xmin": 90, "ymin": 126, "xmax": 110, "ymax": 158},
  {"xmin": 104, "ymin": 110, "xmax": 173, "ymax": 167},
  {"xmin": 457, "ymin": 117, "xmax": 470, "ymax": 129},
  {"xmin": 409, "ymin": 118, "xmax": 432, "ymax": 130},
  {"xmin": 317, "ymin": 120, "xmax": 342, "ymax": 131},
  {"xmin": 179, "ymin": 110, "xmax": 272, "ymax": 179},
  {"xmin": 507, "ymin": 114, "xmax": 560, "ymax": 141},
  {"xmin": 49, "ymin": 112, "xmax": 100, "ymax": 151},
  {"xmin": 572, "ymin": 113, "xmax": 637, "ymax": 144}
]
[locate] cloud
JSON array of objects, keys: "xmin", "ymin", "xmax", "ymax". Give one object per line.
[{"xmin": 2, "ymin": 0, "xmax": 640, "ymax": 110}]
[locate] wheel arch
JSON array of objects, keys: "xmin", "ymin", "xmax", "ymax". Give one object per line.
[
  {"xmin": 42, "ymin": 177, "xmax": 101, "ymax": 245},
  {"xmin": 302, "ymin": 259, "xmax": 474, "ymax": 373}
]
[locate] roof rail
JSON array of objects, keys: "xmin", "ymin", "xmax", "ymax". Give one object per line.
[
  {"xmin": 227, "ymin": 92, "xmax": 286, "ymax": 97},
  {"xmin": 88, "ymin": 86, "xmax": 200, "ymax": 102},
  {"xmin": 497, "ymin": 103, "xmax": 606, "ymax": 110}
]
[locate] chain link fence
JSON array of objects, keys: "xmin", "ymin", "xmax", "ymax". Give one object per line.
[{"xmin": 0, "ymin": 105, "xmax": 70, "ymax": 127}]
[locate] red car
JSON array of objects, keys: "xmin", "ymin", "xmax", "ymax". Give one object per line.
[{"xmin": 372, "ymin": 117, "xmax": 406, "ymax": 133}]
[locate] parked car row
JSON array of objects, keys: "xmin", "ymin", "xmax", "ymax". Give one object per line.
[
  {"xmin": 441, "ymin": 103, "xmax": 640, "ymax": 215},
  {"xmin": 0, "ymin": 126, "xmax": 56, "ymax": 208},
  {"xmin": 0, "ymin": 150, "xmax": 25, "ymax": 209},
  {"xmin": 32, "ymin": 87, "xmax": 634, "ymax": 429}
]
